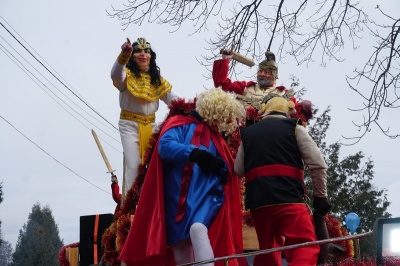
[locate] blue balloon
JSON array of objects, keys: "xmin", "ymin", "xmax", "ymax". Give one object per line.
[{"xmin": 345, "ymin": 212, "xmax": 360, "ymax": 234}]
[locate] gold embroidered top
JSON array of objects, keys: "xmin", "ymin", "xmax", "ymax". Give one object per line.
[
  {"xmin": 240, "ymin": 84, "xmax": 295, "ymax": 110},
  {"xmin": 126, "ymin": 68, "xmax": 172, "ymax": 101}
]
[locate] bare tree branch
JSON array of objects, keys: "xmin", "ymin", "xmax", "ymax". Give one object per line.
[
  {"xmin": 345, "ymin": 6, "xmax": 400, "ymax": 143},
  {"xmin": 107, "ymin": 1, "xmax": 400, "ymax": 141}
]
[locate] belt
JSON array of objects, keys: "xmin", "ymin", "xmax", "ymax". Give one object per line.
[
  {"xmin": 246, "ymin": 164, "xmax": 304, "ymax": 183},
  {"xmin": 120, "ymin": 110, "xmax": 155, "ymax": 125}
]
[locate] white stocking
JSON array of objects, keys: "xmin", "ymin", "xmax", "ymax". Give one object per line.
[{"xmin": 190, "ymin": 222, "xmax": 214, "ymax": 266}]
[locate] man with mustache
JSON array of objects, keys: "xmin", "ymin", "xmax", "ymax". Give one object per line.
[{"xmin": 212, "ymin": 50, "xmax": 312, "ymax": 127}]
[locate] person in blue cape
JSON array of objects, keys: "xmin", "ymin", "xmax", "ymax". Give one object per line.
[{"xmin": 119, "ymin": 87, "xmax": 247, "ymax": 266}]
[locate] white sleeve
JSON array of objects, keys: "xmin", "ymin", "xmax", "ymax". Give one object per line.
[
  {"xmin": 296, "ymin": 125, "xmax": 328, "ymax": 197},
  {"xmin": 161, "ymin": 90, "xmax": 179, "ymax": 106},
  {"xmin": 111, "ymin": 59, "xmax": 127, "ymax": 92},
  {"xmin": 234, "ymin": 143, "xmax": 245, "ymax": 177}
]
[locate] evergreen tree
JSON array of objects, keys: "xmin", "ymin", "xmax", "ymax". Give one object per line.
[
  {"xmin": 0, "ymin": 238, "xmax": 13, "ymax": 266},
  {"xmin": 305, "ymin": 107, "xmax": 391, "ymax": 258},
  {"xmin": 0, "ymin": 182, "xmax": 13, "ymax": 265},
  {"xmin": 12, "ymin": 203, "xmax": 64, "ymax": 266},
  {"xmin": 0, "ymin": 181, "xmax": 3, "ymax": 247}
]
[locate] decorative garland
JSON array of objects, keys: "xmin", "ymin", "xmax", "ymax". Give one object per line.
[
  {"xmin": 58, "ymin": 242, "xmax": 79, "ymax": 266},
  {"xmin": 245, "ymin": 105, "xmax": 262, "ymax": 123},
  {"xmin": 324, "ymin": 214, "xmax": 354, "ymax": 262}
]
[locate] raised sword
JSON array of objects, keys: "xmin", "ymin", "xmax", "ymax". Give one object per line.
[{"xmin": 91, "ymin": 129, "xmax": 116, "ymax": 175}]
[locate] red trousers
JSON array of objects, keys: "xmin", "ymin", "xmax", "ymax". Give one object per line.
[{"xmin": 251, "ymin": 204, "xmax": 319, "ymax": 266}]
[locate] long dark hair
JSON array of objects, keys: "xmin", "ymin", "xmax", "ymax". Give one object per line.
[{"xmin": 126, "ymin": 41, "xmax": 162, "ymax": 86}]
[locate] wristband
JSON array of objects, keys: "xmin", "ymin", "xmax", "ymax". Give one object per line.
[{"xmin": 117, "ymin": 51, "xmax": 132, "ymax": 65}]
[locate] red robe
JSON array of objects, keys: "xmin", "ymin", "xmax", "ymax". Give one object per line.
[
  {"xmin": 111, "ymin": 182, "xmax": 121, "ymax": 215},
  {"xmin": 118, "ymin": 114, "xmax": 246, "ymax": 266}
]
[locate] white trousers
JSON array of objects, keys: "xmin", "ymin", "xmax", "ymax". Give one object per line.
[{"xmin": 119, "ymin": 119, "xmax": 159, "ymax": 197}]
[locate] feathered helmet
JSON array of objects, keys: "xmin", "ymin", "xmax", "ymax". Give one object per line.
[{"xmin": 258, "ymin": 51, "xmax": 278, "ymax": 79}]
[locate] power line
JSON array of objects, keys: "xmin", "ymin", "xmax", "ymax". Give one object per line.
[
  {"xmin": 0, "ymin": 15, "xmax": 90, "ymax": 104},
  {"xmin": 0, "ymin": 16, "xmax": 122, "ymax": 153},
  {"xmin": 0, "ymin": 16, "xmax": 123, "ymax": 189},
  {"xmin": 0, "ymin": 18, "xmax": 118, "ymax": 132},
  {"xmin": 0, "ymin": 39, "xmax": 122, "ymax": 149},
  {"xmin": 0, "ymin": 114, "xmax": 111, "ymax": 195}
]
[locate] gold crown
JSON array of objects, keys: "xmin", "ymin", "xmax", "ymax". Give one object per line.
[{"xmin": 133, "ymin": 37, "xmax": 151, "ymax": 50}]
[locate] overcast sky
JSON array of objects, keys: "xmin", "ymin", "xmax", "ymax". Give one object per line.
[{"xmin": 1, "ymin": 0, "xmax": 399, "ymax": 249}]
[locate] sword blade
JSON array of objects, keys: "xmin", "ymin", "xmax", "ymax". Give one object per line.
[{"xmin": 91, "ymin": 129, "xmax": 115, "ymax": 174}]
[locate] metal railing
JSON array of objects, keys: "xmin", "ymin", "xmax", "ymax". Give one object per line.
[{"xmin": 177, "ymin": 231, "xmax": 373, "ymax": 266}]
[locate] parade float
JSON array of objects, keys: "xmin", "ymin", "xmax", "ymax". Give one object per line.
[{"xmin": 59, "ymin": 98, "xmax": 400, "ymax": 266}]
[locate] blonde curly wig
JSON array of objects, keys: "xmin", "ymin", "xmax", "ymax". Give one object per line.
[{"xmin": 196, "ymin": 87, "xmax": 245, "ymax": 134}]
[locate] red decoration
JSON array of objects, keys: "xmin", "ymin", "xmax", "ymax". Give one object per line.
[{"xmin": 58, "ymin": 242, "xmax": 79, "ymax": 266}]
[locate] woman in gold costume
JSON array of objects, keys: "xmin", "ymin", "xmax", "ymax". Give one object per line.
[{"xmin": 111, "ymin": 37, "xmax": 178, "ymax": 198}]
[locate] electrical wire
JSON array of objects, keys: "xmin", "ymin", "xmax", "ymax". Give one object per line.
[
  {"xmin": 0, "ymin": 115, "xmax": 111, "ymax": 195},
  {"xmin": 0, "ymin": 18, "xmax": 118, "ymax": 132}
]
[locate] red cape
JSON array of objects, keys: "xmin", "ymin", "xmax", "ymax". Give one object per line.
[{"xmin": 118, "ymin": 115, "xmax": 246, "ymax": 266}]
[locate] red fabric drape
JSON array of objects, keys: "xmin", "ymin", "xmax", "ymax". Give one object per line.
[{"xmin": 118, "ymin": 115, "xmax": 246, "ymax": 266}]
